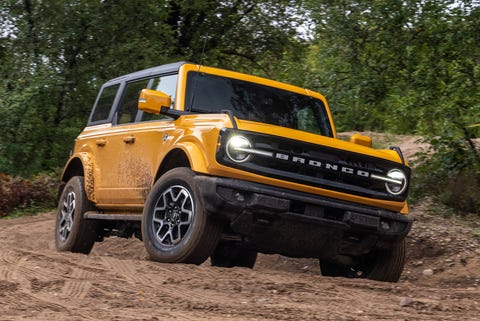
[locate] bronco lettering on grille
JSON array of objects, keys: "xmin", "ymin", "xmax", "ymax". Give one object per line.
[{"xmin": 272, "ymin": 152, "xmax": 371, "ymax": 178}]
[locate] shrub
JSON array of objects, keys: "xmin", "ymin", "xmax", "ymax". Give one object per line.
[
  {"xmin": 411, "ymin": 136, "xmax": 480, "ymax": 215},
  {"xmin": 0, "ymin": 173, "xmax": 58, "ymax": 218}
]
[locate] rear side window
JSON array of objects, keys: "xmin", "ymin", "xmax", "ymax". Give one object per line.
[{"xmin": 91, "ymin": 84, "xmax": 120, "ymax": 123}]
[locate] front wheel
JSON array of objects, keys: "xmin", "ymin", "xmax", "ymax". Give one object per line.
[
  {"xmin": 142, "ymin": 168, "xmax": 221, "ymax": 265},
  {"xmin": 55, "ymin": 176, "xmax": 99, "ymax": 254},
  {"xmin": 319, "ymin": 239, "xmax": 406, "ymax": 282}
]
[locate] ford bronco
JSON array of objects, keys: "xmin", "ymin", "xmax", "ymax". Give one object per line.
[{"xmin": 55, "ymin": 62, "xmax": 412, "ymax": 282}]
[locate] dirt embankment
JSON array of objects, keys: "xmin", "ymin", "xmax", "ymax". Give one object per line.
[{"xmin": 1, "ymin": 134, "xmax": 479, "ymax": 320}]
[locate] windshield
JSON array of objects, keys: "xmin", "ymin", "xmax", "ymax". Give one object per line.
[{"xmin": 185, "ymin": 72, "xmax": 333, "ymax": 137}]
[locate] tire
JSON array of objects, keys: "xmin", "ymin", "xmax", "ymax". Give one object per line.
[
  {"xmin": 366, "ymin": 239, "xmax": 406, "ymax": 282},
  {"xmin": 55, "ymin": 176, "xmax": 99, "ymax": 254},
  {"xmin": 319, "ymin": 261, "xmax": 357, "ymax": 278},
  {"xmin": 141, "ymin": 168, "xmax": 221, "ymax": 265},
  {"xmin": 210, "ymin": 242, "xmax": 257, "ymax": 268},
  {"xmin": 319, "ymin": 239, "xmax": 406, "ymax": 282}
]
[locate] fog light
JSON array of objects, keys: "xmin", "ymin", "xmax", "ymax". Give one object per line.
[
  {"xmin": 234, "ymin": 192, "xmax": 245, "ymax": 202},
  {"xmin": 380, "ymin": 221, "xmax": 391, "ymax": 230}
]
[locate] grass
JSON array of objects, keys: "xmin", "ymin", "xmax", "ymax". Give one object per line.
[{"xmin": 3, "ymin": 205, "xmax": 55, "ymax": 219}]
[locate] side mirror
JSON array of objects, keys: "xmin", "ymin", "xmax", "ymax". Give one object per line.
[
  {"xmin": 138, "ymin": 89, "xmax": 172, "ymax": 114},
  {"xmin": 349, "ymin": 133, "xmax": 372, "ymax": 148}
]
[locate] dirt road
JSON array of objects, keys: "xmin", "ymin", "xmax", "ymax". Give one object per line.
[{"xmin": 1, "ymin": 206, "xmax": 479, "ymax": 321}]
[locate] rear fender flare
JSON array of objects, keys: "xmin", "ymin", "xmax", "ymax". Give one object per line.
[{"xmin": 61, "ymin": 152, "xmax": 96, "ymax": 202}]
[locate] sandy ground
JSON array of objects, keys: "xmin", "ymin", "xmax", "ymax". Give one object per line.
[
  {"xmin": 1, "ymin": 134, "xmax": 479, "ymax": 320},
  {"xmin": 1, "ymin": 209, "xmax": 480, "ymax": 321}
]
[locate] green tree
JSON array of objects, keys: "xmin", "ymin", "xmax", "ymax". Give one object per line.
[
  {"xmin": 301, "ymin": 0, "xmax": 479, "ymax": 213},
  {"xmin": 302, "ymin": 0, "xmax": 479, "ymax": 136},
  {"xmin": 0, "ymin": 0, "xmax": 305, "ymax": 175}
]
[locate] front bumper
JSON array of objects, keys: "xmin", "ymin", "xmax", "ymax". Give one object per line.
[{"xmin": 195, "ymin": 175, "xmax": 412, "ymax": 258}]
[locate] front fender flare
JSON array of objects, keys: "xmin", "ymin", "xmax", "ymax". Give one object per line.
[{"xmin": 174, "ymin": 142, "xmax": 210, "ymax": 174}]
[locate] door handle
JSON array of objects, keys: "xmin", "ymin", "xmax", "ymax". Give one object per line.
[
  {"xmin": 123, "ymin": 136, "xmax": 135, "ymax": 144},
  {"xmin": 96, "ymin": 139, "xmax": 107, "ymax": 147}
]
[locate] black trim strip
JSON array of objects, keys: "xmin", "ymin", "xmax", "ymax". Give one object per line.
[{"xmin": 84, "ymin": 212, "xmax": 142, "ymax": 221}]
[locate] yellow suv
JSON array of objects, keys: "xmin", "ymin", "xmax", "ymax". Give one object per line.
[{"xmin": 55, "ymin": 62, "xmax": 411, "ymax": 282}]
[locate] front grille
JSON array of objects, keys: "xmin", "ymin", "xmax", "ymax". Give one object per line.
[{"xmin": 216, "ymin": 129, "xmax": 410, "ymax": 201}]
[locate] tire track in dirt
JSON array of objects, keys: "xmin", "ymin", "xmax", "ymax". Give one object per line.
[
  {"xmin": 60, "ymin": 257, "xmax": 96, "ymax": 300},
  {"xmin": 11, "ymin": 250, "xmax": 67, "ymax": 283},
  {"xmin": 0, "ymin": 260, "xmax": 93, "ymax": 321},
  {"xmin": 0, "ymin": 249, "xmax": 19, "ymax": 281},
  {"xmin": 99, "ymin": 255, "xmax": 154, "ymax": 285},
  {"xmin": 93, "ymin": 255, "xmax": 315, "ymax": 321},
  {"xmin": 97, "ymin": 256, "xmax": 244, "ymax": 314}
]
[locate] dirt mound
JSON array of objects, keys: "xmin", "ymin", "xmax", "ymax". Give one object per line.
[
  {"xmin": 338, "ymin": 131, "xmax": 430, "ymax": 162},
  {"xmin": 404, "ymin": 200, "xmax": 480, "ymax": 289}
]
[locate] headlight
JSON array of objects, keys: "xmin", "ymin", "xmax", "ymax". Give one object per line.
[
  {"xmin": 226, "ymin": 136, "xmax": 252, "ymax": 163},
  {"xmin": 385, "ymin": 169, "xmax": 407, "ymax": 195}
]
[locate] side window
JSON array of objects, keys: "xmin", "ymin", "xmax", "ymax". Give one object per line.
[
  {"xmin": 90, "ymin": 84, "xmax": 120, "ymax": 123},
  {"xmin": 116, "ymin": 79, "xmax": 149, "ymax": 124},
  {"xmin": 141, "ymin": 74, "xmax": 178, "ymax": 121}
]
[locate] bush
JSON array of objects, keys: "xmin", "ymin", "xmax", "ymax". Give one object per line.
[
  {"xmin": 411, "ymin": 136, "xmax": 480, "ymax": 215},
  {"xmin": 0, "ymin": 173, "xmax": 58, "ymax": 218}
]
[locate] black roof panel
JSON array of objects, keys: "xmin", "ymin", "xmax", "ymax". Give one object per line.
[{"xmin": 104, "ymin": 61, "xmax": 187, "ymax": 85}]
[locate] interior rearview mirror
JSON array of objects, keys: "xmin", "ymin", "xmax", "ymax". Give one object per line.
[
  {"xmin": 138, "ymin": 89, "xmax": 172, "ymax": 114},
  {"xmin": 349, "ymin": 133, "xmax": 372, "ymax": 148}
]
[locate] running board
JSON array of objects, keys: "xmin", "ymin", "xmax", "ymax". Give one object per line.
[{"xmin": 84, "ymin": 211, "xmax": 142, "ymax": 221}]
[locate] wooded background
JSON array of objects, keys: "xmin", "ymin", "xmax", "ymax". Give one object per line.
[{"xmin": 1, "ymin": 0, "xmax": 479, "ymax": 213}]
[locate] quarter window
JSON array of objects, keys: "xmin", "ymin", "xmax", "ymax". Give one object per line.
[{"xmin": 90, "ymin": 84, "xmax": 120, "ymax": 123}]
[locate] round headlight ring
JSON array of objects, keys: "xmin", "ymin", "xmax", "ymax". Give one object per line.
[
  {"xmin": 385, "ymin": 169, "xmax": 407, "ymax": 195},
  {"xmin": 226, "ymin": 136, "xmax": 252, "ymax": 163}
]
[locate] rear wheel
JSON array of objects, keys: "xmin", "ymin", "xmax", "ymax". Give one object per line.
[
  {"xmin": 210, "ymin": 242, "xmax": 257, "ymax": 268},
  {"xmin": 142, "ymin": 168, "xmax": 221, "ymax": 264},
  {"xmin": 55, "ymin": 176, "xmax": 99, "ymax": 254},
  {"xmin": 319, "ymin": 239, "xmax": 406, "ymax": 282}
]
